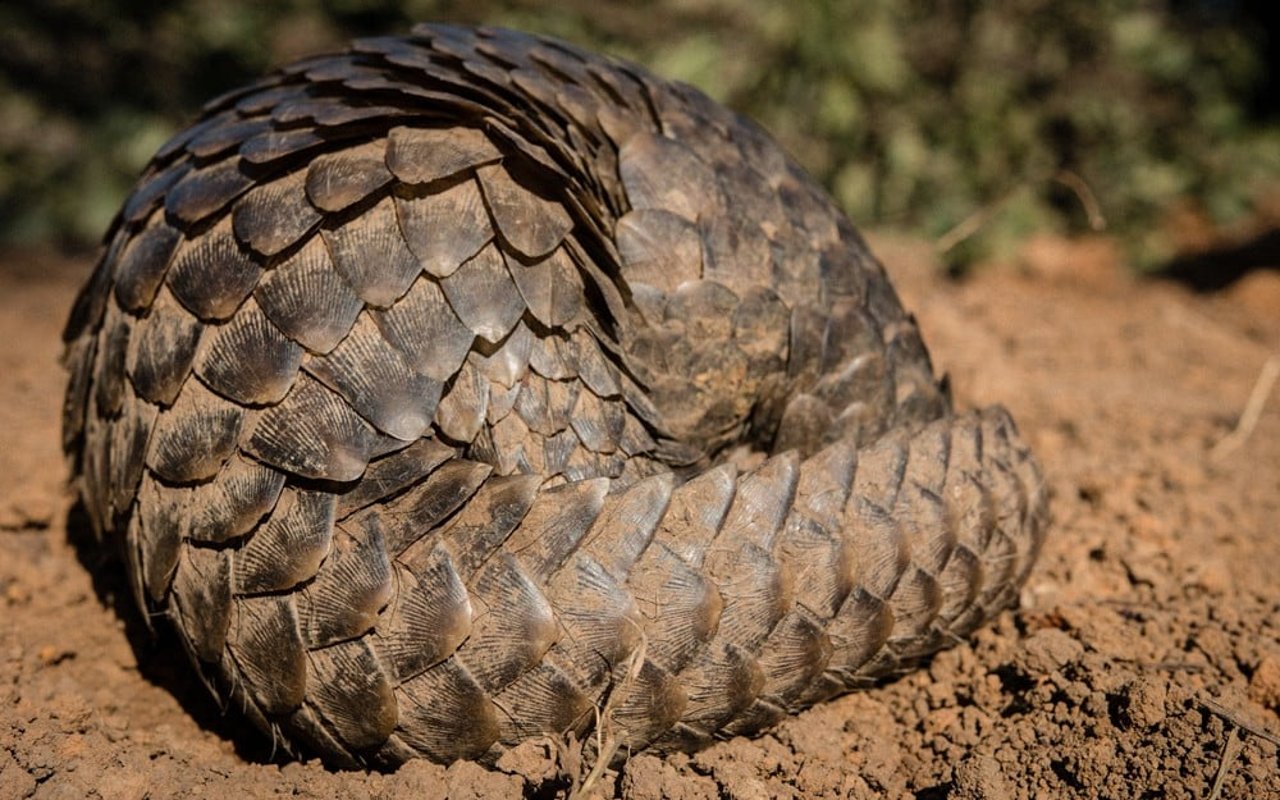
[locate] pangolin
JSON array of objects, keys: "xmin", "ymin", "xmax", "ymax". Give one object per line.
[{"xmin": 62, "ymin": 23, "xmax": 1048, "ymax": 770}]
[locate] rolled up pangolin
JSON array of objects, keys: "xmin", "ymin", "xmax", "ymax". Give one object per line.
[{"xmin": 62, "ymin": 23, "xmax": 1048, "ymax": 770}]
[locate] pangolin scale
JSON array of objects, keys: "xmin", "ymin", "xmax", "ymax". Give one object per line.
[{"xmin": 62, "ymin": 23, "xmax": 1048, "ymax": 770}]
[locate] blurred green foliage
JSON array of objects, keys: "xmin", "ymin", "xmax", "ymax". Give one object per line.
[{"xmin": 2, "ymin": 0, "xmax": 1276, "ymax": 268}]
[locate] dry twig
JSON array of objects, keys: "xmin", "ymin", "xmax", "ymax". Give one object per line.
[
  {"xmin": 1052, "ymin": 169, "xmax": 1107, "ymax": 232},
  {"xmin": 936, "ymin": 170, "xmax": 1106, "ymax": 255},
  {"xmin": 569, "ymin": 632, "xmax": 648, "ymax": 800},
  {"xmin": 1207, "ymin": 726, "xmax": 1240, "ymax": 800},
  {"xmin": 1211, "ymin": 353, "xmax": 1280, "ymax": 460},
  {"xmin": 936, "ymin": 189, "xmax": 1020, "ymax": 254},
  {"xmin": 1198, "ymin": 694, "xmax": 1280, "ymax": 748}
]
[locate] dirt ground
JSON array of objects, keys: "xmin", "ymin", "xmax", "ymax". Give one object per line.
[{"xmin": 1, "ymin": 232, "xmax": 1277, "ymax": 799}]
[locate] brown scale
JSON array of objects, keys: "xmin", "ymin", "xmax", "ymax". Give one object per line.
[{"xmin": 62, "ymin": 23, "xmax": 1049, "ymax": 770}]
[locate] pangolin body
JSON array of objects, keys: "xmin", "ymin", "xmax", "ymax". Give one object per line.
[{"xmin": 62, "ymin": 23, "xmax": 1048, "ymax": 769}]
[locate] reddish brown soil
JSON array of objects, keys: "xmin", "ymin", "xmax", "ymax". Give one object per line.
[{"xmin": 2, "ymin": 234, "xmax": 1278, "ymax": 799}]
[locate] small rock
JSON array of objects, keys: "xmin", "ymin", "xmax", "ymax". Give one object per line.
[
  {"xmin": 1123, "ymin": 676, "xmax": 1168, "ymax": 729},
  {"xmin": 0, "ymin": 495, "xmax": 54, "ymax": 531},
  {"xmin": 494, "ymin": 739, "xmax": 558, "ymax": 785},
  {"xmin": 952, "ymin": 754, "xmax": 1011, "ymax": 800},
  {"xmin": 620, "ymin": 754, "xmax": 666, "ymax": 800},
  {"xmin": 102, "ymin": 713, "xmax": 130, "ymax": 743},
  {"xmin": 0, "ymin": 746, "xmax": 38, "ymax": 799},
  {"xmin": 1192, "ymin": 627, "xmax": 1237, "ymax": 672},
  {"xmin": 445, "ymin": 759, "xmax": 524, "ymax": 800},
  {"xmin": 1248, "ymin": 654, "xmax": 1280, "ymax": 713},
  {"xmin": 36, "ymin": 644, "xmax": 75, "ymax": 667},
  {"xmin": 1187, "ymin": 559, "xmax": 1232, "ymax": 595},
  {"xmin": 5, "ymin": 582, "xmax": 31, "ymax": 607},
  {"xmin": 1022, "ymin": 628, "xmax": 1083, "ymax": 674}
]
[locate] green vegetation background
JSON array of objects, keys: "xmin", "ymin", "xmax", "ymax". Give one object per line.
[{"xmin": 2, "ymin": 0, "xmax": 1276, "ymax": 268}]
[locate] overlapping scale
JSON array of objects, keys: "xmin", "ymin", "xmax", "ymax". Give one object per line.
[
  {"xmin": 300, "ymin": 522, "xmax": 393, "ymax": 649},
  {"xmin": 396, "ymin": 177, "xmax": 493, "ymax": 279},
  {"xmin": 184, "ymin": 453, "xmax": 286, "ymax": 543},
  {"xmin": 456, "ymin": 553, "xmax": 558, "ymax": 693},
  {"xmin": 394, "ymin": 658, "xmax": 499, "ymax": 762},
  {"xmin": 365, "ymin": 457, "xmax": 491, "ymax": 555},
  {"xmin": 108, "ymin": 391, "xmax": 156, "ymax": 520},
  {"xmin": 165, "ymin": 158, "xmax": 255, "ymax": 225},
  {"xmin": 245, "ymin": 375, "xmax": 380, "ymax": 482},
  {"xmin": 91, "ymin": 302, "xmax": 131, "ymax": 418},
  {"xmin": 433, "ymin": 356, "xmax": 488, "ymax": 444},
  {"xmin": 306, "ymin": 640, "xmax": 398, "ymax": 750},
  {"xmin": 126, "ymin": 287, "xmax": 203, "ymax": 406},
  {"xmin": 386, "ymin": 125, "xmax": 501, "ymax": 185},
  {"xmin": 256, "ymin": 237, "xmax": 363, "ymax": 352},
  {"xmin": 227, "ymin": 594, "xmax": 307, "ymax": 713},
  {"xmin": 233, "ymin": 489, "xmax": 336, "ymax": 594},
  {"xmin": 616, "ymin": 208, "xmax": 703, "ymax": 295},
  {"xmin": 438, "ymin": 243, "xmax": 526, "ymax": 345},
  {"xmin": 240, "ymin": 127, "xmax": 326, "ymax": 165},
  {"xmin": 113, "ymin": 214, "xmax": 182, "ymax": 312},
  {"xmin": 618, "ymin": 131, "xmax": 722, "ymax": 223},
  {"xmin": 305, "ymin": 314, "xmax": 442, "ymax": 440},
  {"xmin": 167, "ymin": 218, "xmax": 263, "ymax": 321},
  {"xmin": 169, "ymin": 545, "xmax": 232, "ymax": 663},
  {"xmin": 335, "ymin": 438, "xmax": 455, "ymax": 519},
  {"xmin": 232, "ymin": 169, "xmax": 323, "ymax": 257},
  {"xmin": 506, "ymin": 246, "xmax": 583, "ymax": 329},
  {"xmin": 374, "ymin": 548, "xmax": 472, "ymax": 682},
  {"xmin": 475, "ymin": 163, "xmax": 573, "ymax": 258},
  {"xmin": 193, "ymin": 296, "xmax": 303, "ymax": 405},
  {"xmin": 146, "ymin": 378, "xmax": 245, "ymax": 483},
  {"xmin": 305, "ymin": 139, "xmax": 394, "ymax": 213},
  {"xmin": 322, "ymin": 196, "xmax": 421, "ymax": 307},
  {"xmin": 374, "ymin": 275, "xmax": 475, "ymax": 382}
]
